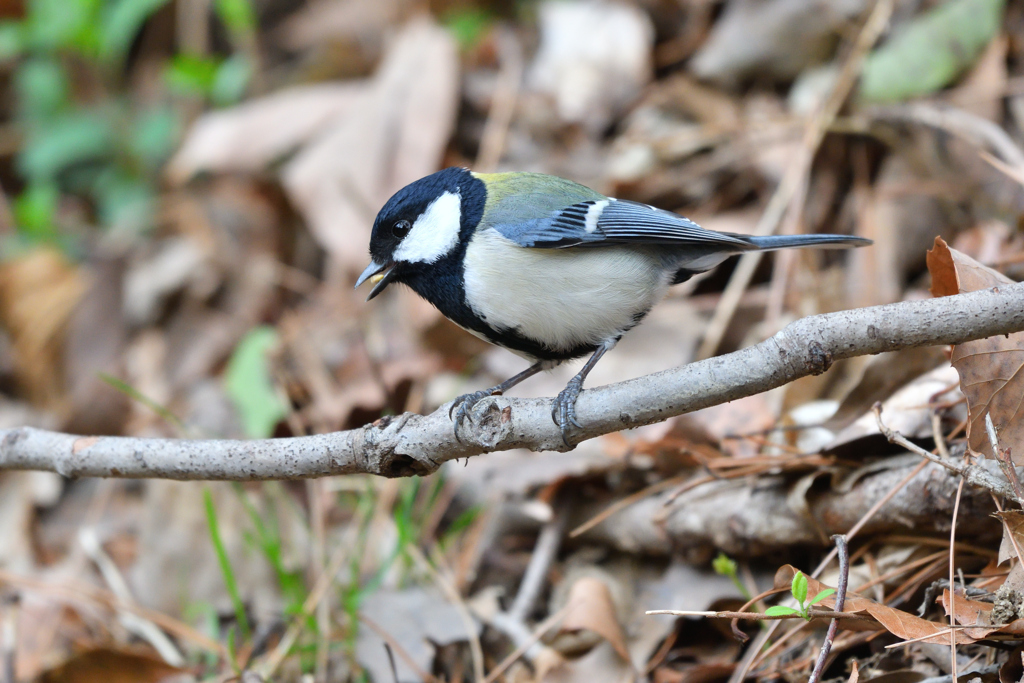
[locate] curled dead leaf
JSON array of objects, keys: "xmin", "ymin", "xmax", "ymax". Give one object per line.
[
  {"xmin": 559, "ymin": 576, "xmax": 631, "ymax": 662},
  {"xmin": 926, "ymin": 237, "xmax": 1024, "ymax": 461},
  {"xmin": 0, "ymin": 249, "xmax": 87, "ymax": 407}
]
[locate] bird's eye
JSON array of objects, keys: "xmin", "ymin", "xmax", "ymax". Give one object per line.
[{"xmin": 392, "ymin": 220, "xmax": 411, "ymax": 238}]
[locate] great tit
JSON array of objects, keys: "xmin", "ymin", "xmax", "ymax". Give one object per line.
[{"xmin": 356, "ymin": 167, "xmax": 870, "ymax": 444}]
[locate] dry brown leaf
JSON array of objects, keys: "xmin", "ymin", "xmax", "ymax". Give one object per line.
[
  {"xmin": 167, "ymin": 83, "xmax": 369, "ymax": 182},
  {"xmin": 275, "ymin": 0, "xmax": 403, "ymax": 49},
  {"xmin": 941, "ymin": 588, "xmax": 1024, "ymax": 641},
  {"xmin": 926, "ymin": 236, "xmax": 1024, "ymax": 461},
  {"xmin": 774, "ymin": 566, "xmax": 974, "ymax": 644},
  {"xmin": 0, "ymin": 248, "xmax": 87, "ymax": 407},
  {"xmin": 997, "ymin": 510, "xmax": 1024, "ymax": 565},
  {"xmin": 559, "ymin": 577, "xmax": 631, "ymax": 662},
  {"xmin": 998, "ymin": 643, "xmax": 1024, "ymax": 683},
  {"xmin": 282, "ymin": 18, "xmax": 459, "ymax": 270},
  {"xmin": 36, "ymin": 647, "xmax": 184, "ymax": 683}
]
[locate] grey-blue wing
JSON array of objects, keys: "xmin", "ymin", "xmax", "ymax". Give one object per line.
[{"xmin": 493, "ymin": 199, "xmax": 755, "ymax": 250}]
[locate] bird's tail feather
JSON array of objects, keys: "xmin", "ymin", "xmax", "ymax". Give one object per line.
[{"xmin": 745, "ymin": 234, "xmax": 872, "ymax": 251}]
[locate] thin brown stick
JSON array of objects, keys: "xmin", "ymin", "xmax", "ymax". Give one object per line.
[
  {"xmin": 986, "ymin": 413, "xmax": 1023, "ymax": 502},
  {"xmin": 808, "ymin": 536, "xmax": 850, "ymax": 683},
  {"xmin": 570, "ymin": 474, "xmax": 688, "ymax": 537},
  {"xmin": 873, "ymin": 404, "xmax": 1023, "ymax": 505},
  {"xmin": 645, "ymin": 609, "xmax": 869, "ymax": 621},
  {"xmin": 948, "ymin": 474, "xmax": 966, "ymax": 683}
]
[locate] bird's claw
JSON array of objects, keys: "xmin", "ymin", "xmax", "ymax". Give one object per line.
[
  {"xmin": 551, "ymin": 379, "xmax": 584, "ymax": 447},
  {"xmin": 450, "ymin": 388, "xmax": 501, "ymax": 439}
]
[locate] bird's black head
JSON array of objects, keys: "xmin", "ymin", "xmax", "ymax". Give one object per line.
[{"xmin": 356, "ymin": 167, "xmax": 485, "ymax": 299}]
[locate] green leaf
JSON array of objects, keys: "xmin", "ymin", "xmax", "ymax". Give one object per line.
[
  {"xmin": 100, "ymin": 0, "xmax": 172, "ymax": 63},
  {"xmin": 18, "ymin": 110, "xmax": 113, "ymax": 181},
  {"xmin": 214, "ymin": 0, "xmax": 256, "ymax": 42},
  {"xmin": 164, "ymin": 53, "xmax": 220, "ymax": 95},
  {"xmin": 13, "ymin": 181, "xmax": 59, "ymax": 241},
  {"xmin": 15, "ymin": 58, "xmax": 69, "ymax": 121},
  {"xmin": 225, "ymin": 326, "xmax": 288, "ymax": 438},
  {"xmin": 791, "ymin": 571, "xmax": 808, "ymax": 604},
  {"xmin": 712, "ymin": 552, "xmax": 738, "ymax": 579},
  {"xmin": 24, "ymin": 0, "xmax": 100, "ymax": 54},
  {"xmin": 809, "ymin": 588, "xmax": 836, "ymax": 606},
  {"xmin": 0, "ymin": 21, "xmax": 25, "ymax": 61},
  {"xmin": 443, "ymin": 7, "xmax": 492, "ymax": 50},
  {"xmin": 860, "ymin": 0, "xmax": 1005, "ymax": 103},
  {"xmin": 92, "ymin": 170, "xmax": 154, "ymax": 232},
  {"xmin": 764, "ymin": 606, "xmax": 800, "ymax": 617},
  {"xmin": 211, "ymin": 54, "xmax": 251, "ymax": 105},
  {"xmin": 130, "ymin": 106, "xmax": 180, "ymax": 168}
]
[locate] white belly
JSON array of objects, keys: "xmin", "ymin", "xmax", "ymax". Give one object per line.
[{"xmin": 463, "ymin": 229, "xmax": 669, "ymax": 353}]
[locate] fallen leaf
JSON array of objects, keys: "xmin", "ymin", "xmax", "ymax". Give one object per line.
[
  {"xmin": 824, "ymin": 346, "xmax": 949, "ymax": 432},
  {"xmin": 282, "ymin": 18, "xmax": 459, "ymax": 270},
  {"xmin": 860, "ymin": 0, "xmax": 1005, "ymax": 103},
  {"xmin": 528, "ymin": 0, "xmax": 653, "ymax": 131},
  {"xmin": 275, "ymin": 0, "xmax": 402, "ymax": 50},
  {"xmin": 941, "ymin": 588, "xmax": 1024, "ymax": 641},
  {"xmin": 559, "ymin": 576, "xmax": 631, "ymax": 662},
  {"xmin": 37, "ymin": 647, "xmax": 184, "ymax": 683},
  {"xmin": 997, "ymin": 510, "xmax": 1024, "ymax": 565},
  {"xmin": 998, "ymin": 643, "xmax": 1024, "ymax": 683},
  {"xmin": 224, "ymin": 326, "xmax": 288, "ymax": 439},
  {"xmin": 167, "ymin": 82, "xmax": 369, "ymax": 182},
  {"xmin": 926, "ymin": 237, "xmax": 1024, "ymax": 461},
  {"xmin": 0, "ymin": 248, "xmax": 87, "ymax": 407}
]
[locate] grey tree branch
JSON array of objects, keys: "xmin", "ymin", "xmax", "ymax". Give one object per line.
[{"xmin": 1, "ymin": 283, "xmax": 1023, "ymax": 481}]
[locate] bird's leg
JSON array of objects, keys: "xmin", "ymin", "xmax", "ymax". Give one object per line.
[
  {"xmin": 552, "ymin": 339, "xmax": 616, "ymax": 447},
  {"xmin": 451, "ymin": 361, "xmax": 546, "ymax": 438}
]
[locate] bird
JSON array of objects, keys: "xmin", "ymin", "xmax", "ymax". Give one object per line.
[{"xmin": 356, "ymin": 167, "xmax": 871, "ymax": 445}]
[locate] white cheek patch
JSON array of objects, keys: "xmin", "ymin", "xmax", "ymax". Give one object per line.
[
  {"xmin": 584, "ymin": 199, "xmax": 609, "ymax": 233},
  {"xmin": 393, "ymin": 191, "xmax": 463, "ymax": 264}
]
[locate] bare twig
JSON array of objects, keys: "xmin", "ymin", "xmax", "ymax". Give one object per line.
[
  {"xmin": 987, "ymin": 413, "xmax": 1022, "ymax": 501},
  {"xmin": 948, "ymin": 474, "xmax": 966, "ymax": 683},
  {"xmin": 873, "ymin": 404, "xmax": 1024, "ymax": 506},
  {"xmin": 482, "ymin": 604, "xmax": 571, "ymax": 683},
  {"xmin": 0, "ymin": 284, "xmax": 1022, "ymax": 480},
  {"xmin": 645, "ymin": 609, "xmax": 869, "ymax": 622},
  {"xmin": 509, "ymin": 503, "xmax": 569, "ymax": 623},
  {"xmin": 808, "ymin": 535, "xmax": 849, "ymax": 683}
]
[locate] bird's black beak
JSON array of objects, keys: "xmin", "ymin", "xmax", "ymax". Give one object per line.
[{"xmin": 355, "ymin": 260, "xmax": 397, "ymax": 301}]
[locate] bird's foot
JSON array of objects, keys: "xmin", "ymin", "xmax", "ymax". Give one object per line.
[
  {"xmin": 450, "ymin": 388, "xmax": 502, "ymax": 439},
  {"xmin": 551, "ymin": 377, "xmax": 585, "ymax": 447}
]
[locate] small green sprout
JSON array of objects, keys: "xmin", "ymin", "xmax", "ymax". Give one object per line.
[
  {"xmin": 764, "ymin": 571, "xmax": 836, "ymax": 621},
  {"xmin": 712, "ymin": 552, "xmax": 751, "ymax": 600}
]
